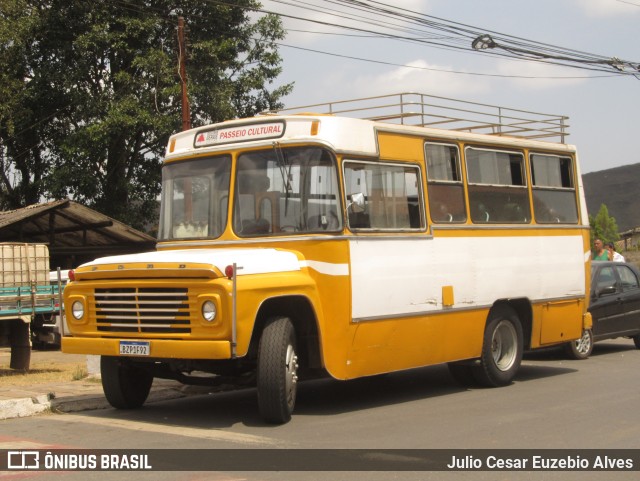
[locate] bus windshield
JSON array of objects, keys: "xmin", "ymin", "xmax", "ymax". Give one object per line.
[
  {"xmin": 159, "ymin": 147, "xmax": 342, "ymax": 240},
  {"xmin": 233, "ymin": 146, "xmax": 341, "ymax": 236},
  {"xmin": 159, "ymin": 155, "xmax": 232, "ymax": 240}
]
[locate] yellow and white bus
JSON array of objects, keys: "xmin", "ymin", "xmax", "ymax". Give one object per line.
[{"xmin": 62, "ymin": 93, "xmax": 592, "ymax": 424}]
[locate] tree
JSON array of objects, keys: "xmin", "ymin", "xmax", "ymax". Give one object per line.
[
  {"xmin": 0, "ymin": 1, "xmax": 292, "ymax": 229},
  {"xmin": 589, "ymin": 204, "xmax": 619, "ymax": 245},
  {"xmin": 0, "ymin": 0, "xmax": 53, "ymax": 209}
]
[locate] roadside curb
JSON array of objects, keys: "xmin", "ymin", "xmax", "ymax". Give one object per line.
[
  {"xmin": 0, "ymin": 394, "xmax": 52, "ymax": 420},
  {"xmin": 0, "ymin": 387, "xmax": 192, "ymax": 420}
]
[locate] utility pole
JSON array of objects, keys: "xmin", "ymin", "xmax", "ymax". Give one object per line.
[
  {"xmin": 178, "ymin": 16, "xmax": 192, "ymax": 223},
  {"xmin": 178, "ymin": 16, "xmax": 191, "ymax": 131}
]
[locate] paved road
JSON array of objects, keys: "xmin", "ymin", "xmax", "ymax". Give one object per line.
[{"xmin": 1, "ymin": 339, "xmax": 639, "ymax": 480}]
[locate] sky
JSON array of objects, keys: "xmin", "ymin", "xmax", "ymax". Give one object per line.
[{"xmin": 258, "ymin": 0, "xmax": 640, "ymax": 174}]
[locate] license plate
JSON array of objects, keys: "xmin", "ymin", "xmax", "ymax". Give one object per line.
[{"xmin": 119, "ymin": 341, "xmax": 150, "ymax": 356}]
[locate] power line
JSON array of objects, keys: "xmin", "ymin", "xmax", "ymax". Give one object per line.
[
  {"xmin": 278, "ymin": 42, "xmax": 621, "ymax": 79},
  {"xmin": 616, "ymin": 0, "xmax": 640, "ymax": 7},
  {"xmin": 108, "ymin": 0, "xmax": 638, "ymax": 79},
  {"xmin": 258, "ymin": 0, "xmax": 640, "ymax": 76}
]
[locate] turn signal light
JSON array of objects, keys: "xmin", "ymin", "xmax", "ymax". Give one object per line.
[{"xmin": 225, "ymin": 265, "xmax": 234, "ymax": 279}]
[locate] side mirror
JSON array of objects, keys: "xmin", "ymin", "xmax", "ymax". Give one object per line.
[
  {"xmin": 347, "ymin": 192, "xmax": 365, "ymax": 213},
  {"xmin": 596, "ymin": 285, "xmax": 617, "ymax": 297}
]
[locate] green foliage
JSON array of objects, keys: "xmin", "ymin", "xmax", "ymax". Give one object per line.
[
  {"xmin": 0, "ymin": 1, "xmax": 292, "ymax": 229},
  {"xmin": 589, "ymin": 204, "xmax": 619, "ymax": 245}
]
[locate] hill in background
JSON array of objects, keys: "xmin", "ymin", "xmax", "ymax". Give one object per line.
[{"xmin": 582, "ymin": 163, "xmax": 640, "ymax": 233}]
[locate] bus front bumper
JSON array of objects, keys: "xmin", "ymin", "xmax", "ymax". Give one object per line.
[{"xmin": 61, "ymin": 337, "xmax": 232, "ymax": 360}]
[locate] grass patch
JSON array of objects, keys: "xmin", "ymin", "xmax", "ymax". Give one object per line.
[
  {"xmin": 0, "ymin": 361, "xmax": 89, "ymax": 386},
  {"xmin": 72, "ymin": 365, "xmax": 88, "ymax": 381}
]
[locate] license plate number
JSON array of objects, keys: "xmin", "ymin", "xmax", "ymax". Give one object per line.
[{"xmin": 119, "ymin": 341, "xmax": 150, "ymax": 356}]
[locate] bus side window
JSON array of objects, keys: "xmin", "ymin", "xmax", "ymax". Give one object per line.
[
  {"xmin": 425, "ymin": 142, "xmax": 467, "ymax": 223},
  {"xmin": 465, "ymin": 147, "xmax": 530, "ymax": 224},
  {"xmin": 530, "ymin": 153, "xmax": 578, "ymax": 224},
  {"xmin": 343, "ymin": 161, "xmax": 424, "ymax": 231}
]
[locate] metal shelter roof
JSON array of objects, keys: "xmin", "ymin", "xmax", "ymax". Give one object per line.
[{"xmin": 0, "ymin": 199, "xmax": 156, "ymax": 268}]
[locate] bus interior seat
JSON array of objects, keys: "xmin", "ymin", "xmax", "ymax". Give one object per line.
[
  {"xmin": 241, "ymin": 218, "xmax": 271, "ymax": 234},
  {"xmin": 501, "ymin": 203, "xmax": 528, "ymax": 223},
  {"xmin": 472, "ymin": 202, "xmax": 490, "ymax": 223}
]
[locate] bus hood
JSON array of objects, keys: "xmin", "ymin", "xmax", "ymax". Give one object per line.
[{"xmin": 72, "ymin": 248, "xmax": 301, "ymax": 280}]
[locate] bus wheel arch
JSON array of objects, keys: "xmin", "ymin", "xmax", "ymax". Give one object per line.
[
  {"xmin": 474, "ymin": 303, "xmax": 525, "ymax": 387},
  {"xmin": 498, "ymin": 298, "xmax": 532, "ymax": 350},
  {"xmin": 250, "ymin": 295, "xmax": 323, "ymax": 374}
]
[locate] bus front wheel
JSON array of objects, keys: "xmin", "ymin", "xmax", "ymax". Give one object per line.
[
  {"xmin": 474, "ymin": 306, "xmax": 523, "ymax": 387},
  {"xmin": 257, "ymin": 317, "xmax": 298, "ymax": 424},
  {"xmin": 101, "ymin": 356, "xmax": 153, "ymax": 409}
]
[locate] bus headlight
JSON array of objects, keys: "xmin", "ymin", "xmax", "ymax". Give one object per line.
[
  {"xmin": 202, "ymin": 300, "xmax": 217, "ymax": 322},
  {"xmin": 72, "ymin": 300, "xmax": 85, "ymax": 320}
]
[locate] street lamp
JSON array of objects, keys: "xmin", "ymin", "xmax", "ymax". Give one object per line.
[{"xmin": 471, "ymin": 34, "xmax": 496, "ymax": 51}]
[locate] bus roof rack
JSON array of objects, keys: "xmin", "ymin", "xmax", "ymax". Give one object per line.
[{"xmin": 276, "ymin": 92, "xmax": 570, "ymax": 144}]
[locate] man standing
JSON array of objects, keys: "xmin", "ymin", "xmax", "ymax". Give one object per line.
[{"xmin": 593, "ymin": 239, "xmax": 609, "ymax": 261}]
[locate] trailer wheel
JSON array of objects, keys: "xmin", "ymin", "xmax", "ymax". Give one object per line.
[
  {"xmin": 9, "ymin": 320, "xmax": 31, "ymax": 371},
  {"xmin": 257, "ymin": 317, "xmax": 298, "ymax": 424},
  {"xmin": 474, "ymin": 306, "xmax": 523, "ymax": 387},
  {"xmin": 101, "ymin": 356, "xmax": 153, "ymax": 409}
]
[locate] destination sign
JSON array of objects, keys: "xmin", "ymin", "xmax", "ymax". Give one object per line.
[{"xmin": 194, "ymin": 121, "xmax": 285, "ymax": 147}]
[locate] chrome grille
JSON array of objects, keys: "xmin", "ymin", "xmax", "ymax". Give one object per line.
[{"xmin": 94, "ymin": 287, "xmax": 190, "ymax": 334}]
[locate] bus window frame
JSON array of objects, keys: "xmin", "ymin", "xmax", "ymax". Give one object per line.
[
  {"xmin": 529, "ymin": 151, "xmax": 579, "ymax": 224},
  {"xmin": 233, "ymin": 146, "xmax": 343, "ymax": 237},
  {"xmin": 342, "ymin": 159, "xmax": 427, "ymax": 233},
  {"xmin": 464, "ymin": 145, "xmax": 531, "ymax": 224},
  {"xmin": 159, "ymin": 154, "xmax": 232, "ymax": 241},
  {"xmin": 424, "ymin": 141, "xmax": 467, "ymax": 224}
]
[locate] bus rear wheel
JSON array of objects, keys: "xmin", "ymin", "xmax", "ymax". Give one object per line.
[
  {"xmin": 101, "ymin": 356, "xmax": 153, "ymax": 409},
  {"xmin": 257, "ymin": 317, "xmax": 298, "ymax": 424},
  {"xmin": 474, "ymin": 306, "xmax": 523, "ymax": 387}
]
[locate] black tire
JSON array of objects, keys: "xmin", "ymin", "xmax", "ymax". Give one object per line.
[
  {"xmin": 447, "ymin": 362, "xmax": 478, "ymax": 387},
  {"xmin": 100, "ymin": 356, "xmax": 153, "ymax": 409},
  {"xmin": 257, "ymin": 317, "xmax": 299, "ymax": 424},
  {"xmin": 9, "ymin": 320, "xmax": 31, "ymax": 371},
  {"xmin": 633, "ymin": 334, "xmax": 640, "ymax": 349},
  {"xmin": 564, "ymin": 329, "xmax": 593, "ymax": 360},
  {"xmin": 474, "ymin": 306, "xmax": 523, "ymax": 387}
]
